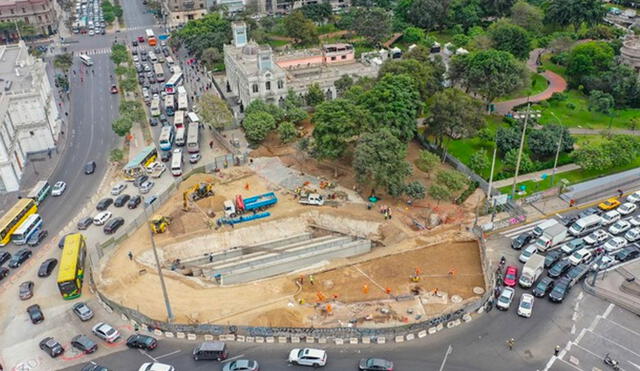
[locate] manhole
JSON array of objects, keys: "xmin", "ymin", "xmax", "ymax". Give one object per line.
[
  {"xmin": 451, "ymin": 295, "xmax": 462, "ymax": 303},
  {"xmin": 473, "ymin": 287, "xmax": 485, "ymax": 295}
]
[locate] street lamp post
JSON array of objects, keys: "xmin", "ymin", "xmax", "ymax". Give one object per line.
[
  {"xmin": 149, "ymin": 226, "xmax": 174, "ymax": 322},
  {"xmin": 510, "ymin": 103, "xmax": 532, "ymax": 198},
  {"xmin": 549, "ymin": 112, "xmax": 563, "ymax": 187}
]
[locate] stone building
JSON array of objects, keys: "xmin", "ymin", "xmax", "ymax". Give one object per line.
[
  {"xmin": 0, "ymin": 41, "xmax": 61, "ymax": 193},
  {"xmin": 0, "ymin": 0, "xmax": 58, "ymax": 40},
  {"xmin": 162, "ymin": 0, "xmax": 208, "ymax": 29},
  {"xmin": 620, "ymin": 37, "xmax": 640, "ymax": 72},
  {"xmin": 258, "ymin": 0, "xmax": 350, "ymax": 15}
]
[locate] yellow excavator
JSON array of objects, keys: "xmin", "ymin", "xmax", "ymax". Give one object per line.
[
  {"xmin": 183, "ymin": 182, "xmax": 215, "ymax": 211},
  {"xmin": 149, "ymin": 215, "xmax": 172, "ymax": 233}
]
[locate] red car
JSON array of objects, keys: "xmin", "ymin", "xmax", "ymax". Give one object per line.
[
  {"xmin": 137, "ymin": 36, "xmax": 145, "ymax": 42},
  {"xmin": 503, "ymin": 266, "xmax": 518, "ymax": 287},
  {"xmin": 110, "ymin": 85, "xmax": 118, "ymax": 94}
]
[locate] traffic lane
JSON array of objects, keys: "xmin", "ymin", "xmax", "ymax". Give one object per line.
[{"xmin": 120, "ymin": 0, "xmax": 156, "ymax": 29}]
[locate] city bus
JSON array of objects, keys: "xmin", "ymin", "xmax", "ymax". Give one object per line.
[
  {"xmin": 187, "ymin": 122, "xmax": 200, "ymax": 153},
  {"xmin": 150, "ymin": 97, "xmax": 161, "ymax": 117},
  {"xmin": 123, "ymin": 145, "xmax": 158, "ymax": 180},
  {"xmin": 170, "ymin": 149, "xmax": 183, "ymax": 176},
  {"xmin": 173, "ymin": 110, "xmax": 185, "ymax": 129},
  {"xmin": 154, "ymin": 63, "xmax": 165, "ymax": 82},
  {"xmin": 177, "ymin": 86, "xmax": 188, "ymax": 111},
  {"xmin": 159, "ymin": 126, "xmax": 175, "ymax": 151},
  {"xmin": 57, "ymin": 233, "xmax": 87, "ymax": 300},
  {"xmin": 145, "ymin": 28, "xmax": 157, "ymax": 46},
  {"xmin": 164, "ymin": 94, "xmax": 175, "ymax": 116},
  {"xmin": 79, "ymin": 54, "xmax": 93, "ymax": 66},
  {"xmin": 164, "ymin": 72, "xmax": 183, "ymax": 95},
  {"xmin": 0, "ymin": 198, "xmax": 38, "ymax": 246},
  {"xmin": 11, "ymin": 213, "xmax": 43, "ymax": 245},
  {"xmin": 187, "ymin": 111, "xmax": 200, "ymax": 125},
  {"xmin": 27, "ymin": 180, "xmax": 51, "ymax": 205}
]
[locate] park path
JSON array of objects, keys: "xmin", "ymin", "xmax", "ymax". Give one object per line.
[
  {"xmin": 569, "ymin": 128, "xmax": 640, "ymax": 136},
  {"xmin": 491, "ymin": 163, "xmax": 581, "ymax": 188},
  {"xmin": 494, "ymin": 48, "xmax": 567, "ymax": 115}
]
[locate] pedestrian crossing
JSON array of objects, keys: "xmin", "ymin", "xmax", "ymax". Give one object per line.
[
  {"xmin": 74, "ymin": 47, "xmax": 111, "ymax": 55},
  {"xmin": 121, "ymin": 25, "xmax": 162, "ymax": 32},
  {"xmin": 499, "ymin": 216, "xmax": 563, "ymax": 239}
]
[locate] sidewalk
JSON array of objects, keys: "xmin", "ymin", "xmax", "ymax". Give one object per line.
[
  {"xmin": 585, "ymin": 261, "xmax": 640, "ymax": 316},
  {"xmin": 569, "ymin": 128, "xmax": 640, "ymax": 136},
  {"xmin": 491, "ymin": 163, "xmax": 581, "ymax": 188}
]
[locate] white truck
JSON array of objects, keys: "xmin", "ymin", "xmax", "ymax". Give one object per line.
[
  {"xmin": 535, "ymin": 224, "xmax": 567, "ymax": 252},
  {"xmin": 298, "ymin": 193, "xmax": 325, "ymax": 206},
  {"xmin": 532, "ymin": 219, "xmax": 559, "ymax": 237},
  {"xmin": 518, "ymin": 254, "xmax": 545, "ymax": 288}
]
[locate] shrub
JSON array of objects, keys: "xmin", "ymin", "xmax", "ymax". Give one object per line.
[{"xmin": 566, "ymin": 102, "xmax": 576, "ymax": 110}]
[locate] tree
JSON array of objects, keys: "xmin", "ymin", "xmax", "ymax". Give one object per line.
[
  {"xmin": 488, "ymin": 20, "xmax": 531, "ymax": 60},
  {"xmin": 312, "ymin": 99, "xmax": 370, "ymax": 159},
  {"xmin": 404, "ymin": 181, "xmax": 426, "ymax": 199},
  {"xmin": 426, "ymin": 88, "xmax": 485, "ymax": 145},
  {"xmin": 246, "ymin": 99, "xmax": 286, "ymax": 122},
  {"xmin": 566, "ymin": 42, "xmax": 614, "ymax": 85},
  {"xmin": 503, "ymin": 148, "xmax": 534, "ymax": 173},
  {"xmin": 197, "ymin": 93, "xmax": 233, "ymax": 129},
  {"xmin": 544, "ymin": 0, "xmax": 606, "ymax": 29},
  {"xmin": 581, "ymin": 64, "xmax": 640, "ymax": 108},
  {"xmin": 112, "ymin": 116, "xmax": 133, "ymax": 137},
  {"xmin": 450, "ymin": 49, "xmax": 528, "ymax": 105},
  {"xmin": 284, "ymin": 89, "xmax": 304, "ymax": 110},
  {"xmin": 496, "ymin": 126, "xmax": 521, "ymax": 154},
  {"xmin": 588, "ymin": 90, "xmax": 615, "ymax": 115},
  {"xmin": 527, "ymin": 125, "xmax": 574, "ymax": 159},
  {"xmin": 305, "ymin": 83, "xmax": 325, "ymax": 107},
  {"xmin": 334, "ymin": 75, "xmax": 354, "ymax": 97},
  {"xmin": 110, "ymin": 148, "xmax": 124, "ymax": 163},
  {"xmin": 173, "ymin": 13, "xmax": 231, "ymax": 57},
  {"xmin": 353, "ymin": 129, "xmax": 412, "ymax": 196},
  {"xmin": 201, "ymin": 48, "xmax": 222, "ymax": 67},
  {"xmin": 436, "ymin": 169, "xmax": 468, "ymax": 191},
  {"xmin": 429, "ymin": 183, "xmax": 452, "ymax": 201},
  {"xmin": 629, "ymin": 117, "xmax": 640, "ymax": 132},
  {"xmin": 483, "ymin": 0, "xmax": 516, "ymax": 17},
  {"xmin": 119, "ymin": 78, "xmax": 138, "ymax": 93},
  {"xmin": 447, "ymin": 0, "xmax": 483, "ymax": 30},
  {"xmin": 359, "ymin": 74, "xmax": 422, "ymax": 142},
  {"xmin": 284, "ymin": 10, "xmax": 319, "ymax": 46},
  {"xmin": 278, "ymin": 121, "xmax": 297, "ymax": 143},
  {"xmin": 420, "ymin": 150, "xmax": 440, "ymax": 168},
  {"xmin": 571, "ymin": 144, "xmax": 612, "ymax": 171},
  {"xmin": 509, "ymin": 0, "xmax": 543, "ymax": 32},
  {"xmin": 285, "ymin": 107, "xmax": 307, "ymax": 124},
  {"xmin": 351, "ymin": 7, "xmax": 392, "ymax": 45},
  {"xmin": 242, "ymin": 111, "xmax": 276, "ymax": 144},
  {"xmin": 378, "ymin": 59, "xmax": 445, "ymax": 100},
  {"xmin": 402, "ymin": 27, "xmax": 427, "ymax": 44},
  {"xmin": 53, "ymin": 53, "xmax": 73, "ymax": 71},
  {"xmin": 469, "ymin": 149, "xmax": 490, "ymax": 173},
  {"xmin": 300, "ymin": 3, "xmax": 333, "ymax": 22},
  {"xmin": 110, "ymin": 44, "xmax": 129, "ymax": 65},
  {"xmin": 119, "ymin": 100, "xmax": 145, "ymax": 123},
  {"xmin": 397, "ymin": 0, "xmax": 449, "ymax": 30}
]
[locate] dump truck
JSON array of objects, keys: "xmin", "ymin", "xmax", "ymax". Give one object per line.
[
  {"xmin": 534, "ymin": 224, "xmax": 567, "ymax": 252},
  {"xmin": 149, "ymin": 215, "xmax": 171, "ymax": 233},
  {"xmin": 298, "ymin": 193, "xmax": 325, "ymax": 206},
  {"xmin": 518, "ymin": 253, "xmax": 545, "ymax": 288},
  {"xmin": 225, "ymin": 192, "xmax": 277, "ymax": 217}
]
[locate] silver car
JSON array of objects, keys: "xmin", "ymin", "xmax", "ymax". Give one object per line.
[
  {"xmin": 92, "ymin": 322, "xmax": 120, "ymax": 343},
  {"xmin": 72, "ymin": 302, "xmax": 94, "ymax": 321},
  {"xmin": 139, "ymin": 181, "xmax": 155, "ymax": 194}
]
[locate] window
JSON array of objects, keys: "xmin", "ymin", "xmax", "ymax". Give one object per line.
[
  {"xmin": 11, "ymin": 9, "xmax": 14, "ymax": 14},
  {"xmin": 341, "ymin": 55, "xmax": 346, "ymax": 59},
  {"xmin": 38, "ymin": 15, "xmax": 42, "ymax": 21},
  {"xmin": 22, "ymin": 7, "xmax": 26, "ymax": 13},
  {"xmin": 42, "ymin": 5, "xmax": 45, "ymax": 10},
  {"xmin": 277, "ymin": 80, "xmax": 283, "ymax": 89},
  {"xmin": 265, "ymin": 81, "xmax": 271, "ymax": 90},
  {"xmin": 252, "ymin": 84, "xmax": 258, "ymax": 93},
  {"xmin": 331, "ymin": 56, "xmax": 336, "ymax": 61}
]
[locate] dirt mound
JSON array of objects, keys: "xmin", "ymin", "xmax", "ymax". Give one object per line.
[{"xmin": 249, "ymin": 308, "xmax": 305, "ymax": 327}]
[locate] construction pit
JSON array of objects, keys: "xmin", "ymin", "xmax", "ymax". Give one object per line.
[{"xmin": 96, "ymin": 163, "xmax": 486, "ymax": 328}]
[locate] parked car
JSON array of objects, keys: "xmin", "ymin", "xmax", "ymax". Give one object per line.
[
  {"xmin": 93, "ymin": 211, "xmax": 113, "ymax": 226},
  {"xmin": 517, "ymin": 293, "xmax": 534, "ymax": 318},
  {"xmin": 544, "ymin": 249, "xmax": 563, "ymax": 269},
  {"xmin": 618, "ymin": 202, "xmax": 637, "ymax": 215},
  {"xmin": 599, "ymin": 198, "xmax": 621, "ymax": 211},
  {"xmin": 503, "ymin": 266, "xmax": 518, "ymax": 287},
  {"xmin": 624, "ymin": 227, "xmax": 640, "ymax": 242},
  {"xmin": 496, "ymin": 287, "xmax": 515, "ymax": 310},
  {"xmin": 603, "ymin": 237, "xmax": 628, "ymax": 253},
  {"xmin": 189, "ymin": 153, "xmax": 201, "ymax": 164},
  {"xmin": 81, "ymin": 364, "xmax": 110, "ymax": 371},
  {"xmin": 591, "ymin": 255, "xmax": 615, "ymax": 272},
  {"xmin": 532, "ymin": 276, "xmax": 555, "ymax": 298},
  {"xmin": 549, "ymin": 278, "xmax": 571, "ymax": 302},
  {"xmin": 144, "ymin": 195, "xmax": 158, "ymax": 206},
  {"xmin": 548, "ymin": 260, "xmax": 571, "ymax": 278},
  {"xmin": 518, "ymin": 245, "xmax": 537, "ymax": 263},
  {"xmin": 134, "ymin": 175, "xmax": 149, "ymax": 188},
  {"xmin": 358, "ymin": 358, "xmax": 393, "ymax": 371},
  {"xmin": 126, "ymin": 334, "xmax": 158, "ymax": 350},
  {"xmin": 37, "ymin": 258, "xmax": 58, "ymax": 277},
  {"xmin": 0, "ymin": 251, "xmax": 11, "ymax": 266},
  {"xmin": 114, "ymin": 194, "xmax": 131, "ymax": 207},
  {"xmin": 39, "ymin": 337, "xmax": 64, "ymax": 358},
  {"xmin": 222, "ymin": 360, "xmax": 260, "ymax": 371},
  {"xmin": 111, "ymin": 183, "xmax": 127, "ymax": 196},
  {"xmin": 77, "ymin": 216, "xmax": 94, "ymax": 230},
  {"xmin": 511, "ymin": 232, "xmax": 532, "ymax": 250},
  {"xmin": 138, "ymin": 363, "xmax": 175, "ymax": 371},
  {"xmin": 9, "ymin": 248, "xmax": 32, "ymax": 268},
  {"xmin": 149, "ymin": 118, "xmax": 159, "ymax": 126},
  {"xmin": 568, "ymin": 248, "xmax": 593, "ymax": 266},
  {"xmin": 96, "ymin": 198, "xmax": 113, "ymax": 211},
  {"xmin": 27, "ymin": 304, "xmax": 44, "ymax": 324},
  {"xmin": 614, "ymin": 245, "xmax": 640, "ymax": 262},
  {"xmin": 627, "ymin": 191, "xmax": 640, "ymax": 203},
  {"xmin": 578, "ymin": 207, "xmax": 601, "ymax": 219},
  {"xmin": 160, "ymin": 151, "xmax": 171, "ymax": 162},
  {"xmin": 584, "ymin": 230, "xmax": 611, "ymax": 245},
  {"xmin": 609, "ymin": 220, "xmax": 631, "ymax": 235},
  {"xmin": 51, "ymin": 181, "xmax": 67, "ymax": 196},
  {"xmin": 103, "ymin": 217, "xmax": 125, "ymax": 235},
  {"xmin": 84, "ymin": 161, "xmax": 96, "ymax": 174},
  {"xmin": 72, "ymin": 302, "xmax": 94, "ymax": 321},
  {"xmin": 92, "ymin": 322, "xmax": 121, "ymax": 343},
  {"xmin": 0, "ymin": 267, "xmax": 8, "ymax": 281},
  {"xmin": 288, "ymin": 348, "xmax": 328, "ymax": 367},
  {"xmin": 71, "ymin": 334, "xmax": 98, "ymax": 354},
  {"xmin": 128, "ymin": 195, "xmax": 142, "ymax": 209},
  {"xmin": 19, "ymin": 280, "xmax": 34, "ymax": 300},
  {"xmin": 630, "ymin": 216, "xmax": 640, "ymax": 227},
  {"xmin": 139, "ymin": 181, "xmax": 155, "ymax": 194}
]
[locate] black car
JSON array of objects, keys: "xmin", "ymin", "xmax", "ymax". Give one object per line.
[
  {"xmin": 548, "ymin": 260, "xmax": 571, "ymax": 278},
  {"xmin": 96, "ymin": 198, "xmax": 114, "ymax": 211},
  {"xmin": 39, "ymin": 337, "xmax": 64, "ymax": 358},
  {"xmin": 19, "ymin": 280, "xmax": 34, "ymax": 300},
  {"xmin": 565, "ymin": 264, "xmax": 589, "ymax": 285},
  {"xmin": 77, "ymin": 216, "xmax": 94, "ymax": 230},
  {"xmin": 126, "ymin": 334, "xmax": 158, "ymax": 350},
  {"xmin": 560, "ymin": 214, "xmax": 579, "ymax": 227},
  {"xmin": 511, "ymin": 233, "xmax": 532, "ymax": 250},
  {"xmin": 549, "ymin": 278, "xmax": 571, "ymax": 302},
  {"xmin": 84, "ymin": 161, "xmax": 96, "ymax": 174},
  {"xmin": 0, "ymin": 251, "xmax": 10, "ymax": 266},
  {"xmin": 114, "ymin": 194, "xmax": 131, "ymax": 207},
  {"xmin": 578, "ymin": 207, "xmax": 601, "ymax": 219},
  {"xmin": 104, "ymin": 217, "xmax": 125, "ymax": 234},
  {"xmin": 27, "ymin": 229, "xmax": 48, "ymax": 247},
  {"xmin": 71, "ymin": 334, "xmax": 98, "ymax": 354},
  {"xmin": 9, "ymin": 248, "xmax": 32, "ymax": 268},
  {"xmin": 128, "ymin": 195, "xmax": 142, "ymax": 209},
  {"xmin": 544, "ymin": 249, "xmax": 563, "ymax": 269},
  {"xmin": 160, "ymin": 151, "xmax": 171, "ymax": 162},
  {"xmin": 614, "ymin": 245, "xmax": 640, "ymax": 262},
  {"xmin": 81, "ymin": 364, "xmax": 110, "ymax": 371},
  {"xmin": 0, "ymin": 267, "xmax": 8, "ymax": 281},
  {"xmin": 149, "ymin": 118, "xmax": 159, "ymax": 126},
  {"xmin": 38, "ymin": 258, "xmax": 58, "ymax": 277},
  {"xmin": 132, "ymin": 40, "xmax": 138, "ymax": 46},
  {"xmin": 27, "ymin": 304, "xmax": 44, "ymax": 324},
  {"xmin": 532, "ymin": 276, "xmax": 555, "ymax": 298},
  {"xmin": 134, "ymin": 175, "xmax": 149, "ymax": 188}
]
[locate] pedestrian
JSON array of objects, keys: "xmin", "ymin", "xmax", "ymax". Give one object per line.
[
  {"xmin": 309, "ymin": 275, "xmax": 314, "ymax": 286},
  {"xmin": 507, "ymin": 338, "xmax": 514, "ymax": 350},
  {"xmin": 618, "ymin": 189, "xmax": 623, "ymax": 198},
  {"xmin": 134, "ymin": 324, "xmax": 139, "ymax": 332},
  {"xmin": 209, "ymin": 255, "xmax": 213, "ymax": 263},
  {"xmin": 554, "ymin": 345, "xmax": 560, "ymax": 356},
  {"xmin": 299, "ymin": 274, "xmax": 304, "ymax": 285},
  {"xmin": 128, "ymin": 251, "xmax": 133, "ymax": 261},
  {"xmin": 209, "ymin": 140, "xmax": 213, "ymax": 149},
  {"xmin": 65, "ymin": 112, "xmax": 68, "ymax": 117}
]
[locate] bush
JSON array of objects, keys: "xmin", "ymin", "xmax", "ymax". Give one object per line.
[
  {"xmin": 539, "ymin": 101, "xmax": 550, "ymax": 108},
  {"xmin": 278, "ymin": 121, "xmax": 297, "ymax": 143},
  {"xmin": 566, "ymin": 102, "xmax": 576, "ymax": 110},
  {"xmin": 549, "ymin": 92, "xmax": 568, "ymax": 102},
  {"xmin": 435, "ymin": 169, "xmax": 468, "ymax": 191},
  {"xmin": 456, "ymin": 181, "xmax": 479, "ymax": 205},
  {"xmin": 404, "ymin": 181, "xmax": 426, "ymax": 199}
]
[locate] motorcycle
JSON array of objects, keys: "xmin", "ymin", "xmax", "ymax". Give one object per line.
[
  {"xmin": 500, "ymin": 256, "xmax": 506, "ymax": 267},
  {"xmin": 604, "ymin": 353, "xmax": 620, "ymax": 370}
]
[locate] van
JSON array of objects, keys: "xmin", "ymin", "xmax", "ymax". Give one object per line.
[
  {"xmin": 192, "ymin": 341, "xmax": 228, "ymax": 361},
  {"xmin": 569, "ymin": 214, "xmax": 602, "ymax": 236},
  {"xmin": 532, "ymin": 219, "xmax": 558, "ymax": 237},
  {"xmin": 166, "ymin": 56, "xmax": 175, "ymax": 65}
]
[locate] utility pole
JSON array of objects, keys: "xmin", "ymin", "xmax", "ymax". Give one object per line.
[
  {"xmin": 149, "ymin": 226, "xmax": 174, "ymax": 322},
  {"xmin": 486, "ymin": 144, "xmax": 498, "ymax": 206},
  {"xmin": 550, "ymin": 112, "xmax": 563, "ymax": 187},
  {"xmin": 510, "ymin": 103, "xmax": 531, "ymax": 199}
]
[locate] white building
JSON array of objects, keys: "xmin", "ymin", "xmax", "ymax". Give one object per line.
[{"xmin": 0, "ymin": 41, "xmax": 61, "ymax": 193}]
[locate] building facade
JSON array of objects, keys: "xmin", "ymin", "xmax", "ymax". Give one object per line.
[
  {"xmin": 162, "ymin": 0, "xmax": 208, "ymax": 29},
  {"xmin": 0, "ymin": 0, "xmax": 58, "ymax": 39},
  {"xmin": 258, "ymin": 0, "xmax": 350, "ymax": 15},
  {"xmin": 0, "ymin": 41, "xmax": 61, "ymax": 193},
  {"xmin": 620, "ymin": 37, "xmax": 640, "ymax": 72}
]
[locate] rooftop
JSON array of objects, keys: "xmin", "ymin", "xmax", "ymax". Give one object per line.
[{"xmin": 0, "ymin": 41, "xmax": 38, "ymax": 94}]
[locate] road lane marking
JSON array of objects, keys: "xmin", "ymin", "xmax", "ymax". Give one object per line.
[
  {"xmin": 222, "ymin": 354, "xmax": 245, "ymax": 363},
  {"xmin": 155, "ymin": 349, "xmax": 181, "ymax": 360},
  {"xmin": 603, "ymin": 303, "xmax": 615, "ymax": 319},
  {"xmin": 587, "ymin": 329, "xmax": 640, "ymax": 358},
  {"xmin": 139, "ymin": 349, "xmax": 157, "ymax": 362},
  {"xmin": 601, "ymin": 316, "xmax": 640, "ymax": 337}
]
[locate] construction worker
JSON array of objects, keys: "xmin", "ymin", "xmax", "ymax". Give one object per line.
[
  {"xmin": 309, "ymin": 275, "xmax": 315, "ymax": 286},
  {"xmin": 554, "ymin": 345, "xmax": 560, "ymax": 356},
  {"xmin": 128, "ymin": 251, "xmax": 133, "ymax": 261},
  {"xmin": 507, "ymin": 338, "xmax": 515, "ymax": 350}
]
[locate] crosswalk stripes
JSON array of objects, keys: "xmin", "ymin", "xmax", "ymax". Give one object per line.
[
  {"xmin": 501, "ymin": 223, "xmax": 538, "ymax": 239},
  {"xmin": 121, "ymin": 25, "xmax": 161, "ymax": 31},
  {"xmin": 74, "ymin": 47, "xmax": 111, "ymax": 56}
]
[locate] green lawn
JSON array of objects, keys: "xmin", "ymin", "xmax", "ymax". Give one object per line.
[
  {"xmin": 427, "ymin": 30, "xmax": 455, "ymax": 44},
  {"xmin": 541, "ymin": 54, "xmax": 567, "ymax": 78},
  {"xmin": 497, "ymin": 74, "xmax": 548, "ymax": 102},
  {"xmin": 266, "ymin": 38, "xmax": 290, "ymax": 48}
]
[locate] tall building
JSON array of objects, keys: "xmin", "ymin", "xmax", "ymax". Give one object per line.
[
  {"xmin": 163, "ymin": 0, "xmax": 208, "ymax": 29},
  {"xmin": 0, "ymin": 41, "xmax": 61, "ymax": 193},
  {"xmin": 0, "ymin": 0, "xmax": 58, "ymax": 41}
]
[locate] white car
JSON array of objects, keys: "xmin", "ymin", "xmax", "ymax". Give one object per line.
[
  {"xmin": 591, "ymin": 255, "xmax": 615, "ymax": 271},
  {"xmin": 146, "ymin": 162, "xmax": 166, "ymax": 177},
  {"xmin": 88, "ymin": 29, "xmax": 95, "ymax": 36},
  {"xmin": 603, "ymin": 237, "xmax": 627, "ymax": 253},
  {"xmin": 111, "ymin": 183, "xmax": 127, "ymax": 195},
  {"xmin": 51, "ymin": 181, "xmax": 67, "ymax": 196},
  {"xmin": 624, "ymin": 227, "xmax": 640, "ymax": 242},
  {"xmin": 569, "ymin": 248, "xmax": 593, "ymax": 266},
  {"xmin": 139, "ymin": 180, "xmax": 155, "ymax": 194},
  {"xmin": 496, "ymin": 287, "xmax": 515, "ymax": 310},
  {"xmin": 627, "ymin": 191, "xmax": 640, "ymax": 203},
  {"xmin": 133, "ymin": 55, "xmax": 139, "ymax": 62},
  {"xmin": 584, "ymin": 229, "xmax": 611, "ymax": 245},
  {"xmin": 92, "ymin": 322, "xmax": 121, "ymax": 343},
  {"xmin": 93, "ymin": 211, "xmax": 112, "ymax": 225},
  {"xmin": 517, "ymin": 293, "xmax": 534, "ymax": 318},
  {"xmin": 601, "ymin": 210, "xmax": 621, "ymax": 226},
  {"xmin": 288, "ymin": 348, "xmax": 328, "ymax": 367},
  {"xmin": 629, "ymin": 216, "xmax": 640, "ymax": 227},
  {"xmin": 609, "ymin": 220, "xmax": 631, "ymax": 235},
  {"xmin": 189, "ymin": 153, "xmax": 201, "ymax": 164},
  {"xmin": 138, "ymin": 363, "xmax": 175, "ymax": 371},
  {"xmin": 518, "ymin": 244, "xmax": 537, "ymax": 263},
  {"xmin": 618, "ymin": 202, "xmax": 637, "ymax": 216}
]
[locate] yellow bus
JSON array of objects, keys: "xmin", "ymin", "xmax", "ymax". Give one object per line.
[
  {"xmin": 0, "ymin": 198, "xmax": 38, "ymax": 246},
  {"xmin": 123, "ymin": 145, "xmax": 158, "ymax": 180},
  {"xmin": 57, "ymin": 233, "xmax": 87, "ymax": 300}
]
